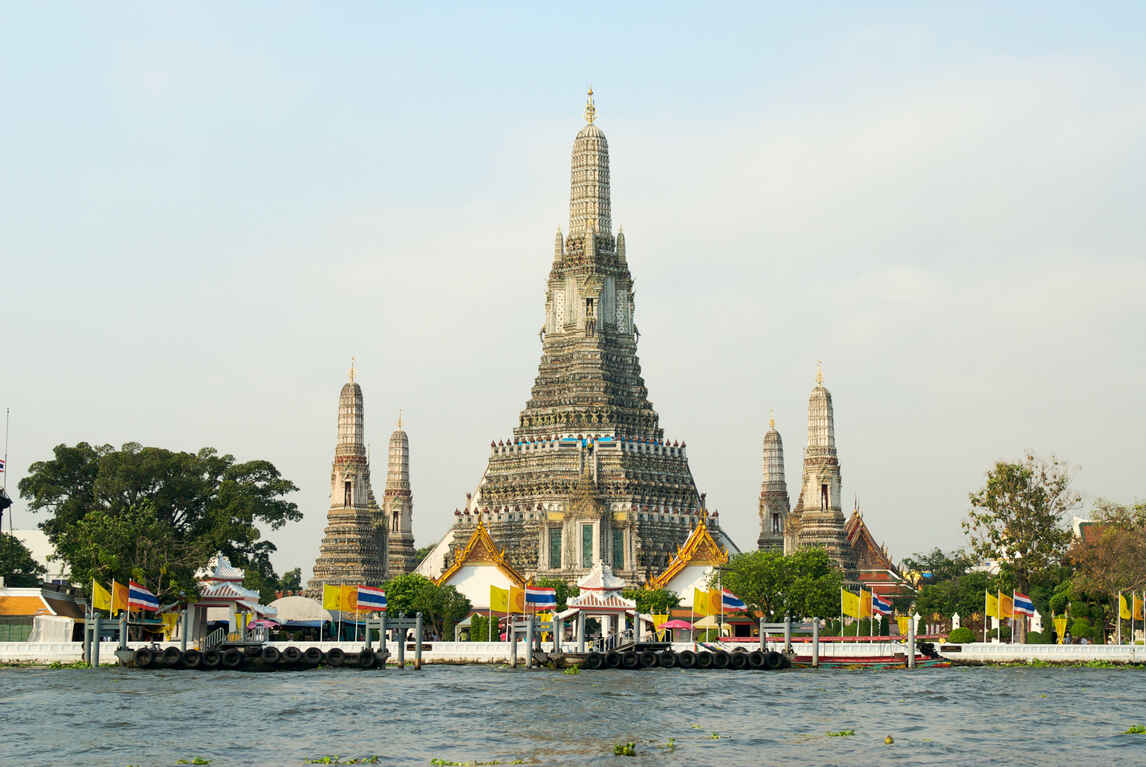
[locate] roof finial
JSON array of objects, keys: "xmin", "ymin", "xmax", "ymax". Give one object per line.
[
  {"xmin": 349, "ymin": 356, "xmax": 356, "ymax": 383},
  {"xmin": 584, "ymin": 86, "xmax": 596, "ymax": 124},
  {"xmin": 769, "ymin": 409, "xmax": 775, "ymax": 430},
  {"xmin": 397, "ymin": 409, "xmax": 404, "ymax": 430},
  {"xmin": 816, "ymin": 360, "xmax": 823, "ymax": 386}
]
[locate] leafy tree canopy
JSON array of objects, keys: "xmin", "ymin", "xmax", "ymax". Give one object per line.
[
  {"xmin": 1069, "ymin": 500, "xmax": 1146, "ymax": 595},
  {"xmin": 0, "ymin": 533, "xmax": 46, "ymax": 587},
  {"xmin": 963, "ymin": 453, "xmax": 1078, "ymax": 591},
  {"xmin": 901, "ymin": 548, "xmax": 975, "ymax": 586},
  {"xmin": 719, "ymin": 548, "xmax": 843, "ymax": 620},
  {"xmin": 18, "ymin": 442, "xmax": 300, "ymax": 601},
  {"xmin": 382, "ymin": 572, "xmax": 472, "ymax": 639},
  {"xmin": 621, "ymin": 588, "xmax": 680, "ymax": 615}
]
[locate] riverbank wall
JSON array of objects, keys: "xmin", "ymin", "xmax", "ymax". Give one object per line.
[{"xmin": 939, "ymin": 642, "xmax": 1146, "ymax": 664}]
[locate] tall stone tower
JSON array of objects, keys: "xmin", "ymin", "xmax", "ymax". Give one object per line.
[
  {"xmin": 306, "ymin": 362, "xmax": 388, "ymax": 596},
  {"xmin": 443, "ymin": 90, "xmax": 735, "ymax": 586},
  {"xmin": 789, "ymin": 363, "xmax": 855, "ymax": 576},
  {"xmin": 384, "ymin": 414, "xmax": 417, "ymax": 575},
  {"xmin": 757, "ymin": 412, "xmax": 790, "ymax": 552}
]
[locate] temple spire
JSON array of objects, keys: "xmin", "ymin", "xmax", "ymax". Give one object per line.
[
  {"xmin": 349, "ymin": 356, "xmax": 356, "ymax": 383},
  {"xmin": 584, "ymin": 87, "xmax": 596, "ymax": 124},
  {"xmin": 816, "ymin": 360, "xmax": 823, "ymax": 386},
  {"xmin": 569, "ymin": 89, "xmax": 611, "ymax": 234}
]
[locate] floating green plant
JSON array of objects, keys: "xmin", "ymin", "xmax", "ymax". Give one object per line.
[
  {"xmin": 1124, "ymin": 725, "xmax": 1146, "ymax": 735},
  {"xmin": 176, "ymin": 759, "xmax": 210, "ymax": 765},
  {"xmin": 612, "ymin": 743, "xmax": 636, "ymax": 756},
  {"xmin": 306, "ymin": 758, "xmax": 380, "ymax": 765},
  {"xmin": 826, "ymin": 730, "xmax": 855, "ymax": 737},
  {"xmin": 562, "ymin": 665, "xmax": 581, "ymax": 675}
]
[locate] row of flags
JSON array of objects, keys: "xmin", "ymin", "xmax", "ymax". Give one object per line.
[
  {"xmin": 984, "ymin": 590, "xmax": 1036, "ymax": 620},
  {"xmin": 1117, "ymin": 593, "xmax": 1145, "ymax": 621},
  {"xmin": 840, "ymin": 588, "xmax": 892, "ymax": 618},
  {"xmin": 489, "ymin": 585, "xmax": 557, "ymax": 611},
  {"xmin": 91, "ymin": 579, "xmax": 159, "ymax": 614},
  {"xmin": 321, "ymin": 584, "xmax": 388, "ymax": 612},
  {"xmin": 691, "ymin": 588, "xmax": 746, "ymax": 616}
]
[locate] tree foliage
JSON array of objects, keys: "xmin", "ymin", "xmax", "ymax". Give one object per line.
[
  {"xmin": 914, "ymin": 570, "xmax": 992, "ymax": 621},
  {"xmin": 382, "ymin": 573, "xmax": 472, "ymax": 639},
  {"xmin": 1069, "ymin": 500, "xmax": 1146, "ymax": 595},
  {"xmin": 621, "ymin": 588, "xmax": 680, "ymax": 615},
  {"xmin": 901, "ymin": 548, "xmax": 975, "ymax": 586},
  {"xmin": 0, "ymin": 533, "xmax": 46, "ymax": 587},
  {"xmin": 963, "ymin": 453, "xmax": 1078, "ymax": 590},
  {"xmin": 18, "ymin": 442, "xmax": 300, "ymax": 600},
  {"xmin": 719, "ymin": 548, "xmax": 843, "ymax": 620}
]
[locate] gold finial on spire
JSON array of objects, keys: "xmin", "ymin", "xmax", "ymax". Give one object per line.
[
  {"xmin": 769, "ymin": 409, "xmax": 775, "ymax": 430},
  {"xmin": 816, "ymin": 360, "xmax": 823, "ymax": 386},
  {"xmin": 349, "ymin": 356, "xmax": 356, "ymax": 383},
  {"xmin": 584, "ymin": 86, "xmax": 596, "ymax": 124},
  {"xmin": 398, "ymin": 409, "xmax": 404, "ymax": 430}
]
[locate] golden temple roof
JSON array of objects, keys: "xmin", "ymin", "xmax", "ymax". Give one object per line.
[
  {"xmin": 647, "ymin": 512, "xmax": 729, "ymax": 590},
  {"xmin": 435, "ymin": 521, "xmax": 526, "ymax": 589}
]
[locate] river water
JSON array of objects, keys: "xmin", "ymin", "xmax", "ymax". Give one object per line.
[{"xmin": 2, "ymin": 664, "xmax": 1143, "ymax": 765}]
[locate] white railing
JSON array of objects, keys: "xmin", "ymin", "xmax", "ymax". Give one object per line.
[{"xmin": 203, "ymin": 627, "xmax": 227, "ymax": 651}]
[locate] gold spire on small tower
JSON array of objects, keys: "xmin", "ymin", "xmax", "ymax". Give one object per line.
[
  {"xmin": 769, "ymin": 409, "xmax": 775, "ymax": 430},
  {"xmin": 349, "ymin": 356, "xmax": 356, "ymax": 383},
  {"xmin": 584, "ymin": 87, "xmax": 596, "ymax": 124},
  {"xmin": 816, "ymin": 360, "xmax": 823, "ymax": 386},
  {"xmin": 398, "ymin": 409, "xmax": 404, "ymax": 430}
]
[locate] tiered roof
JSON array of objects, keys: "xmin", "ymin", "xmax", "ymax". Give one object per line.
[
  {"xmin": 436, "ymin": 522, "xmax": 526, "ymax": 588},
  {"xmin": 648, "ymin": 513, "xmax": 729, "ymax": 590}
]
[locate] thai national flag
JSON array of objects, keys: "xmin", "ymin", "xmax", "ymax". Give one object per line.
[
  {"xmin": 0, "ymin": 458, "xmax": 5, "ymax": 471},
  {"xmin": 1013, "ymin": 591, "xmax": 1036, "ymax": 616},
  {"xmin": 127, "ymin": 580, "xmax": 160, "ymax": 612},
  {"xmin": 525, "ymin": 586, "xmax": 557, "ymax": 607},
  {"xmin": 357, "ymin": 585, "xmax": 387, "ymax": 611},
  {"xmin": 721, "ymin": 589, "xmax": 746, "ymax": 610},
  {"xmin": 872, "ymin": 593, "xmax": 893, "ymax": 616}
]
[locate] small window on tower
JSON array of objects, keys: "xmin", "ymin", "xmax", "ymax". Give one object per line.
[
  {"xmin": 344, "ymin": 481, "xmax": 352, "ymax": 507},
  {"xmin": 820, "ymin": 483, "xmax": 828, "ymax": 511},
  {"xmin": 772, "ymin": 513, "xmax": 781, "ymax": 534}
]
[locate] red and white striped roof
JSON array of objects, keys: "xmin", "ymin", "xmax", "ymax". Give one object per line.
[{"xmin": 567, "ymin": 590, "xmax": 636, "ymax": 613}]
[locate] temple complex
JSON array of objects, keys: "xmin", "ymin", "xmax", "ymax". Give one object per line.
[
  {"xmin": 423, "ymin": 91, "xmax": 736, "ymax": 588},
  {"xmin": 306, "ymin": 363, "xmax": 388, "ymax": 597},
  {"xmin": 647, "ymin": 512, "xmax": 729, "ymax": 608},
  {"xmin": 383, "ymin": 414, "xmax": 418, "ymax": 576}
]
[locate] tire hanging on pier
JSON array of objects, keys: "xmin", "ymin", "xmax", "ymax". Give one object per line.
[
  {"xmin": 711, "ymin": 651, "xmax": 730, "ymax": 669},
  {"xmin": 161, "ymin": 646, "xmax": 182, "ymax": 667},
  {"xmin": 303, "ymin": 647, "xmax": 324, "ymax": 666},
  {"xmin": 604, "ymin": 651, "xmax": 621, "ymax": 669},
  {"xmin": 326, "ymin": 648, "xmax": 345, "ymax": 667},
  {"xmin": 729, "ymin": 652, "xmax": 747, "ymax": 670},
  {"xmin": 677, "ymin": 650, "xmax": 697, "ymax": 669},
  {"xmin": 695, "ymin": 652, "xmax": 713, "ymax": 669},
  {"xmin": 181, "ymin": 649, "xmax": 202, "ymax": 669},
  {"xmin": 133, "ymin": 648, "xmax": 155, "ymax": 669},
  {"xmin": 638, "ymin": 651, "xmax": 657, "ymax": 668},
  {"xmin": 201, "ymin": 650, "xmax": 221, "ymax": 670},
  {"xmin": 261, "ymin": 646, "xmax": 282, "ymax": 665},
  {"xmin": 582, "ymin": 652, "xmax": 602, "ymax": 670},
  {"xmin": 657, "ymin": 650, "xmax": 677, "ymax": 668},
  {"xmin": 764, "ymin": 651, "xmax": 784, "ymax": 670},
  {"xmin": 372, "ymin": 649, "xmax": 390, "ymax": 667},
  {"xmin": 221, "ymin": 648, "xmax": 243, "ymax": 670},
  {"xmin": 281, "ymin": 646, "xmax": 303, "ymax": 665},
  {"xmin": 747, "ymin": 650, "xmax": 765, "ymax": 669}
]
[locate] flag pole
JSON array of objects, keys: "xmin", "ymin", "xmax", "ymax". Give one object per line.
[{"xmin": 1117, "ymin": 592, "xmax": 1122, "ymax": 645}]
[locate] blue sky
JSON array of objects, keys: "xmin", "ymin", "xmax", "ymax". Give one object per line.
[{"xmin": 3, "ymin": 2, "xmax": 1144, "ymax": 578}]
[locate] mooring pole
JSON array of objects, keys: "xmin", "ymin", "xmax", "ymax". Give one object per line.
[
  {"xmin": 118, "ymin": 611, "xmax": 128, "ymax": 651},
  {"xmin": 180, "ymin": 609, "xmax": 189, "ymax": 652},
  {"xmin": 784, "ymin": 615, "xmax": 792, "ymax": 655},
  {"xmin": 577, "ymin": 613, "xmax": 585, "ymax": 653},
  {"xmin": 907, "ymin": 615, "xmax": 916, "ymax": 669},
  {"xmin": 379, "ymin": 612, "xmax": 388, "ymax": 668},
  {"xmin": 510, "ymin": 624, "xmax": 518, "ymax": 668},
  {"xmin": 526, "ymin": 617, "xmax": 535, "ymax": 669},
  {"xmin": 758, "ymin": 618, "xmax": 766, "ymax": 652},
  {"xmin": 365, "ymin": 616, "xmax": 374, "ymax": 652},
  {"xmin": 82, "ymin": 608, "xmax": 92, "ymax": 664},
  {"xmin": 414, "ymin": 612, "xmax": 423, "ymax": 671},
  {"xmin": 811, "ymin": 618, "xmax": 820, "ymax": 669},
  {"xmin": 91, "ymin": 615, "xmax": 101, "ymax": 669},
  {"xmin": 396, "ymin": 612, "xmax": 406, "ymax": 670}
]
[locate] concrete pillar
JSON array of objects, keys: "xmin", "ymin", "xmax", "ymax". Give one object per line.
[
  {"xmin": 365, "ymin": 617, "xmax": 374, "ymax": 651},
  {"xmin": 510, "ymin": 625, "xmax": 518, "ymax": 668},
  {"xmin": 811, "ymin": 618, "xmax": 819, "ymax": 669},
  {"xmin": 379, "ymin": 613, "xmax": 388, "ymax": 668},
  {"xmin": 119, "ymin": 611, "xmax": 128, "ymax": 650},
  {"xmin": 784, "ymin": 616, "xmax": 792, "ymax": 654},
  {"xmin": 526, "ymin": 617, "xmax": 535, "ymax": 668},
  {"xmin": 634, "ymin": 612, "xmax": 642, "ymax": 644},
  {"xmin": 553, "ymin": 617, "xmax": 562, "ymax": 653},
  {"xmin": 396, "ymin": 613, "xmax": 406, "ymax": 670},
  {"xmin": 414, "ymin": 612, "xmax": 423, "ymax": 671},
  {"xmin": 577, "ymin": 612, "xmax": 585, "ymax": 652},
  {"xmin": 82, "ymin": 610, "xmax": 92, "ymax": 664},
  {"xmin": 91, "ymin": 615, "xmax": 101, "ymax": 669},
  {"xmin": 180, "ymin": 609, "xmax": 189, "ymax": 652},
  {"xmin": 907, "ymin": 614, "xmax": 916, "ymax": 669},
  {"xmin": 759, "ymin": 618, "xmax": 766, "ymax": 652}
]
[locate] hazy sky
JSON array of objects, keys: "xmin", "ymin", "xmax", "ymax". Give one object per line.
[{"xmin": 3, "ymin": 3, "xmax": 1144, "ymax": 580}]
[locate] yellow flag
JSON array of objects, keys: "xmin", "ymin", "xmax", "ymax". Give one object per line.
[
  {"xmin": 1053, "ymin": 616, "xmax": 1068, "ymax": 644},
  {"xmin": 693, "ymin": 588, "xmax": 714, "ymax": 616},
  {"xmin": 1119, "ymin": 593, "xmax": 1132, "ymax": 620},
  {"xmin": 111, "ymin": 581, "xmax": 130, "ymax": 616},
  {"xmin": 859, "ymin": 588, "xmax": 873, "ymax": 618},
  {"xmin": 998, "ymin": 592, "xmax": 1013, "ymax": 619},
  {"xmin": 490, "ymin": 585, "xmax": 509, "ymax": 612},
  {"xmin": 340, "ymin": 584, "xmax": 357, "ymax": 612},
  {"xmin": 895, "ymin": 615, "xmax": 910, "ymax": 636},
  {"xmin": 652, "ymin": 614, "xmax": 669, "ymax": 629},
  {"xmin": 92, "ymin": 580, "xmax": 111, "ymax": 612},
  {"xmin": 322, "ymin": 584, "xmax": 341, "ymax": 610},
  {"xmin": 985, "ymin": 590, "xmax": 998, "ymax": 620},
  {"xmin": 1134, "ymin": 594, "xmax": 1144, "ymax": 621},
  {"xmin": 509, "ymin": 586, "xmax": 525, "ymax": 612},
  {"xmin": 161, "ymin": 613, "xmax": 179, "ymax": 639},
  {"xmin": 840, "ymin": 589, "xmax": 860, "ymax": 618}
]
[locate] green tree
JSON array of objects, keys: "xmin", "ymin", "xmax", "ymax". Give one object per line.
[
  {"xmin": 719, "ymin": 548, "xmax": 843, "ymax": 620},
  {"xmin": 964, "ymin": 453, "xmax": 1078, "ymax": 592},
  {"xmin": 1069, "ymin": 500, "xmax": 1146, "ymax": 595},
  {"xmin": 18, "ymin": 442, "xmax": 300, "ymax": 600},
  {"xmin": 534, "ymin": 577, "xmax": 580, "ymax": 611},
  {"xmin": 0, "ymin": 533, "xmax": 46, "ymax": 587},
  {"xmin": 621, "ymin": 588, "xmax": 680, "ymax": 615},
  {"xmin": 901, "ymin": 548, "xmax": 975, "ymax": 585},
  {"xmin": 413, "ymin": 545, "xmax": 434, "ymax": 565},
  {"xmin": 279, "ymin": 567, "xmax": 302, "ymax": 593},
  {"xmin": 382, "ymin": 572, "xmax": 472, "ymax": 639}
]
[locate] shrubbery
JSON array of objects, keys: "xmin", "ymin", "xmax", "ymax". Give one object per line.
[{"xmin": 947, "ymin": 627, "xmax": 974, "ymax": 643}]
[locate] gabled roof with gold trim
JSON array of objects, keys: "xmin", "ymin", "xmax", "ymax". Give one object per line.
[
  {"xmin": 435, "ymin": 522, "xmax": 526, "ymax": 588},
  {"xmin": 648, "ymin": 513, "xmax": 729, "ymax": 590},
  {"xmin": 845, "ymin": 509, "xmax": 897, "ymax": 573}
]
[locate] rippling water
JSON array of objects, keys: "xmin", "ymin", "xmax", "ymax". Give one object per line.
[{"xmin": 2, "ymin": 664, "xmax": 1143, "ymax": 765}]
